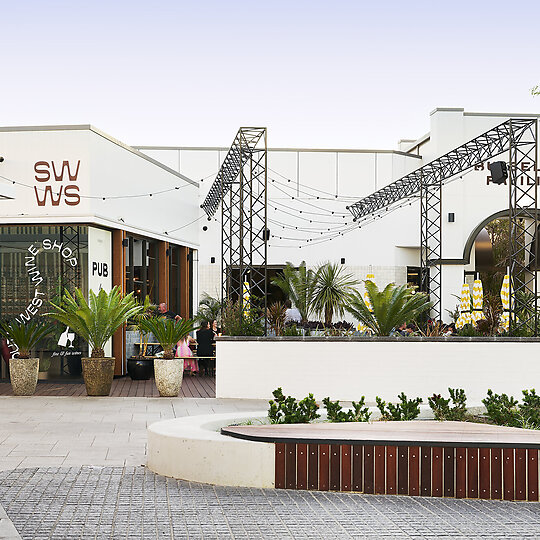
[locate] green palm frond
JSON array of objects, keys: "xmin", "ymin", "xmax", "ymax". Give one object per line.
[
  {"xmin": 348, "ymin": 281, "xmax": 432, "ymax": 336},
  {"xmin": 47, "ymin": 286, "xmax": 142, "ymax": 357},
  {"xmin": 271, "ymin": 261, "xmax": 316, "ymax": 322},
  {"xmin": 139, "ymin": 317, "xmax": 195, "ymax": 358},
  {"xmin": 312, "ymin": 262, "xmax": 359, "ymax": 325},
  {"xmin": 0, "ymin": 320, "xmax": 54, "ymax": 358}
]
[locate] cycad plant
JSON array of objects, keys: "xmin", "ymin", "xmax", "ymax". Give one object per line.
[
  {"xmin": 48, "ymin": 286, "xmax": 142, "ymax": 357},
  {"xmin": 139, "ymin": 317, "xmax": 195, "ymax": 359},
  {"xmin": 312, "ymin": 262, "xmax": 359, "ymax": 325},
  {"xmin": 1, "ymin": 320, "xmax": 53, "ymax": 359},
  {"xmin": 348, "ymin": 281, "xmax": 432, "ymax": 336},
  {"xmin": 272, "ymin": 261, "xmax": 316, "ymax": 323}
]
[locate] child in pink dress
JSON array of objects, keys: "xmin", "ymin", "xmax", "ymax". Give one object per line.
[{"xmin": 175, "ymin": 336, "xmax": 198, "ymax": 374}]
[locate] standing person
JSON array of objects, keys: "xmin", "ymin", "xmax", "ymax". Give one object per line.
[
  {"xmin": 196, "ymin": 321, "xmax": 215, "ymax": 376},
  {"xmin": 157, "ymin": 303, "xmax": 181, "ymax": 321}
]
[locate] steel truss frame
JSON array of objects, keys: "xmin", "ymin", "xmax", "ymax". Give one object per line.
[
  {"xmin": 508, "ymin": 119, "xmax": 539, "ymax": 335},
  {"xmin": 60, "ymin": 226, "xmax": 83, "ymax": 295},
  {"xmin": 347, "ymin": 119, "xmax": 537, "ymax": 325},
  {"xmin": 201, "ymin": 128, "xmax": 268, "ymax": 329}
]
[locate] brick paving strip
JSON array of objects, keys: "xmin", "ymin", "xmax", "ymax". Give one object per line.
[{"xmin": 1, "ymin": 466, "xmax": 540, "ymax": 539}]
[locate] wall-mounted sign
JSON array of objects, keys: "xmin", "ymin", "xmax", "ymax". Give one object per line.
[{"xmin": 34, "ymin": 160, "xmax": 81, "ymax": 207}]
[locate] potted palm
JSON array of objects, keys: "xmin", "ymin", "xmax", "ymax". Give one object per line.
[
  {"xmin": 1, "ymin": 320, "xmax": 53, "ymax": 395},
  {"xmin": 139, "ymin": 317, "xmax": 195, "ymax": 397},
  {"xmin": 48, "ymin": 287, "xmax": 141, "ymax": 396}
]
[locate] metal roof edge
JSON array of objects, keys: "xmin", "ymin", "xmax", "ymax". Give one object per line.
[{"xmin": 0, "ymin": 124, "xmax": 199, "ymax": 188}]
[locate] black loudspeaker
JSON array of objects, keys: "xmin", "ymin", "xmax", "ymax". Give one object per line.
[{"xmin": 488, "ymin": 161, "xmax": 508, "ymax": 185}]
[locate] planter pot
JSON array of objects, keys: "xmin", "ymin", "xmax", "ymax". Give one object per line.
[
  {"xmin": 82, "ymin": 357, "xmax": 115, "ymax": 396},
  {"xmin": 9, "ymin": 357, "xmax": 39, "ymax": 396},
  {"xmin": 154, "ymin": 358, "xmax": 183, "ymax": 397},
  {"xmin": 127, "ymin": 357, "xmax": 154, "ymax": 380}
]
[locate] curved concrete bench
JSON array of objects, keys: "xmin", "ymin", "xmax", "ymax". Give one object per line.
[{"xmin": 147, "ymin": 411, "xmax": 275, "ymax": 488}]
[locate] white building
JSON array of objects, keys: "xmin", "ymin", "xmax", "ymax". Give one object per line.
[{"xmin": 136, "ymin": 107, "xmax": 540, "ymax": 321}]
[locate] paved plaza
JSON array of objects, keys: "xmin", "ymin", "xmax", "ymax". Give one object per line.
[{"xmin": 1, "ymin": 396, "xmax": 540, "ymax": 539}]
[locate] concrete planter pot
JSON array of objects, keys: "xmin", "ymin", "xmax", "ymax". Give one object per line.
[
  {"xmin": 154, "ymin": 358, "xmax": 183, "ymax": 397},
  {"xmin": 82, "ymin": 357, "xmax": 115, "ymax": 396},
  {"xmin": 9, "ymin": 357, "xmax": 39, "ymax": 396}
]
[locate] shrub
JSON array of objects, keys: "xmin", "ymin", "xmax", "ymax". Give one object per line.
[
  {"xmin": 268, "ymin": 387, "xmax": 320, "ymax": 424},
  {"xmin": 482, "ymin": 389, "xmax": 519, "ymax": 427},
  {"xmin": 520, "ymin": 389, "xmax": 540, "ymax": 427},
  {"xmin": 376, "ymin": 392, "xmax": 422, "ymax": 421},
  {"xmin": 282, "ymin": 324, "xmax": 302, "ymax": 336},
  {"xmin": 428, "ymin": 388, "xmax": 467, "ymax": 421},
  {"xmin": 322, "ymin": 397, "xmax": 371, "ymax": 423}
]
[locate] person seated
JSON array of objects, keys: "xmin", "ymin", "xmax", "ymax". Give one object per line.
[
  {"xmin": 196, "ymin": 320, "xmax": 216, "ymax": 376},
  {"xmin": 156, "ymin": 303, "xmax": 181, "ymax": 321}
]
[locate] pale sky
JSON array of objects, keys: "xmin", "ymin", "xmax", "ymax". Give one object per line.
[{"xmin": 2, "ymin": 0, "xmax": 539, "ymax": 149}]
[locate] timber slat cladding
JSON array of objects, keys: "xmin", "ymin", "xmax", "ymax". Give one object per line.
[
  {"xmin": 444, "ymin": 447, "xmax": 455, "ymax": 497},
  {"xmin": 528, "ymin": 449, "xmax": 539, "ymax": 501},
  {"xmin": 262, "ymin": 422, "xmax": 540, "ymax": 499},
  {"xmin": 386, "ymin": 446, "xmax": 397, "ymax": 495},
  {"xmin": 479, "ymin": 447, "xmax": 490, "ymax": 499},
  {"xmin": 467, "ymin": 448, "xmax": 479, "ymax": 498},
  {"xmin": 272, "ymin": 442, "xmax": 540, "ymax": 500},
  {"xmin": 296, "ymin": 444, "xmax": 308, "ymax": 490},
  {"xmin": 341, "ymin": 445, "xmax": 352, "ymax": 491},
  {"xmin": 275, "ymin": 443, "xmax": 285, "ymax": 489},
  {"xmin": 431, "ymin": 447, "xmax": 443, "ymax": 497},
  {"xmin": 330, "ymin": 445, "xmax": 341, "ymax": 491}
]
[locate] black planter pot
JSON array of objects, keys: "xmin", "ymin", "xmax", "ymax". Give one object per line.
[
  {"xmin": 127, "ymin": 357, "xmax": 154, "ymax": 380},
  {"xmin": 67, "ymin": 356, "xmax": 83, "ymax": 376}
]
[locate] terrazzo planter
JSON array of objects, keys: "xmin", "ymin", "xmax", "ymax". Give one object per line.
[
  {"xmin": 154, "ymin": 358, "xmax": 183, "ymax": 397},
  {"xmin": 9, "ymin": 357, "xmax": 39, "ymax": 396},
  {"xmin": 82, "ymin": 357, "xmax": 115, "ymax": 396}
]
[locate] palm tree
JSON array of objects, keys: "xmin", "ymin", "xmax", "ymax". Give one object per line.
[
  {"xmin": 194, "ymin": 293, "xmax": 223, "ymax": 324},
  {"xmin": 139, "ymin": 317, "xmax": 195, "ymax": 359},
  {"xmin": 312, "ymin": 262, "xmax": 359, "ymax": 325},
  {"xmin": 347, "ymin": 281, "xmax": 432, "ymax": 336},
  {"xmin": 272, "ymin": 261, "xmax": 316, "ymax": 322},
  {"xmin": 48, "ymin": 286, "xmax": 142, "ymax": 357}
]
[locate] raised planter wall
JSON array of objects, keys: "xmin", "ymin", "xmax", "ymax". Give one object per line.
[{"xmin": 216, "ymin": 337, "xmax": 540, "ymax": 403}]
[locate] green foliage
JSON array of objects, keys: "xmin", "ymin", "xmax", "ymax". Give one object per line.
[
  {"xmin": 348, "ymin": 281, "xmax": 432, "ymax": 336},
  {"xmin": 0, "ymin": 320, "xmax": 53, "ymax": 359},
  {"xmin": 282, "ymin": 324, "xmax": 302, "ymax": 336},
  {"xmin": 267, "ymin": 302, "xmax": 287, "ymax": 336},
  {"xmin": 482, "ymin": 389, "xmax": 519, "ymax": 427},
  {"xmin": 376, "ymin": 392, "xmax": 423, "ymax": 421},
  {"xmin": 456, "ymin": 324, "xmax": 481, "ymax": 337},
  {"xmin": 520, "ymin": 389, "xmax": 540, "ymax": 427},
  {"xmin": 271, "ymin": 261, "xmax": 316, "ymax": 323},
  {"xmin": 312, "ymin": 263, "xmax": 359, "ymax": 325},
  {"xmin": 220, "ymin": 300, "xmax": 264, "ymax": 336},
  {"xmin": 140, "ymin": 317, "xmax": 195, "ymax": 359},
  {"xmin": 428, "ymin": 388, "xmax": 467, "ymax": 421},
  {"xmin": 47, "ymin": 286, "xmax": 142, "ymax": 358},
  {"xmin": 194, "ymin": 293, "xmax": 223, "ymax": 325},
  {"xmin": 322, "ymin": 396, "xmax": 371, "ymax": 423},
  {"xmin": 268, "ymin": 387, "xmax": 320, "ymax": 424}
]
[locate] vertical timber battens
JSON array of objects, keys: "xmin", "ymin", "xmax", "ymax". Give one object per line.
[
  {"xmin": 112, "ymin": 229, "xmax": 126, "ymax": 376},
  {"xmin": 179, "ymin": 246, "xmax": 190, "ymax": 319}
]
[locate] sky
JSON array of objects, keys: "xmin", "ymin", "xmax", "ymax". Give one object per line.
[{"xmin": 1, "ymin": 0, "xmax": 540, "ymax": 150}]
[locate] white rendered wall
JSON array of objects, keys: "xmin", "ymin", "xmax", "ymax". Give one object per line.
[
  {"xmin": 216, "ymin": 338, "xmax": 540, "ymax": 404},
  {"xmin": 0, "ymin": 127, "xmax": 200, "ymax": 249}
]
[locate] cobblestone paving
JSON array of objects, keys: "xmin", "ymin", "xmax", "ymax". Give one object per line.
[{"xmin": 1, "ymin": 467, "xmax": 540, "ymax": 539}]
